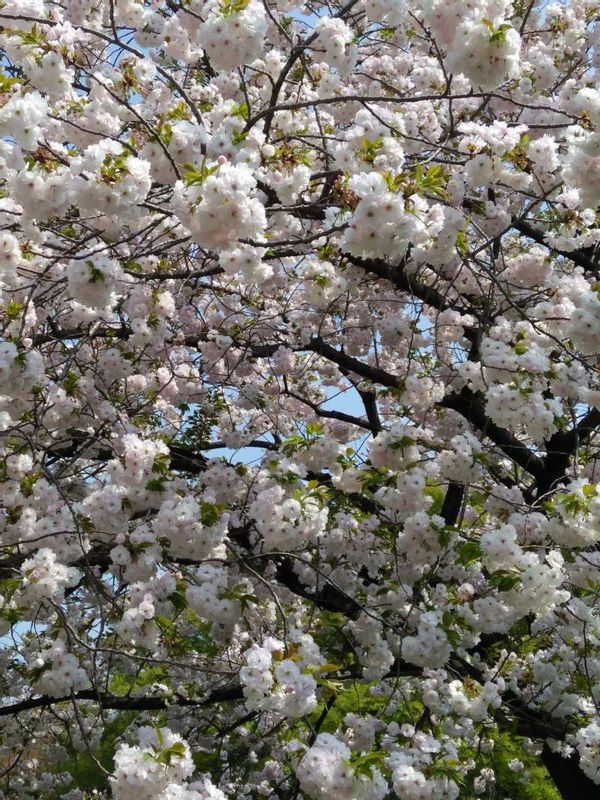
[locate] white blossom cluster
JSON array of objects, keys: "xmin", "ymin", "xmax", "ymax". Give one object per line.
[
  {"xmin": 197, "ymin": 0, "xmax": 267, "ymax": 73},
  {"xmin": 296, "ymin": 733, "xmax": 387, "ymax": 800},
  {"xmin": 27, "ymin": 639, "xmax": 88, "ymax": 698},
  {"xmin": 0, "ymin": 0, "xmax": 600, "ymax": 796},
  {"xmin": 576, "ymin": 718, "xmax": 600, "ymax": 784},
  {"xmin": 240, "ymin": 635, "xmax": 320, "ymax": 718},
  {"xmin": 110, "ymin": 727, "xmax": 224, "ymax": 800},
  {"xmin": 248, "ymin": 483, "xmax": 328, "ymax": 549},
  {"xmin": 20, "ymin": 548, "xmax": 81, "ymax": 607},
  {"xmin": 173, "ymin": 163, "xmax": 266, "ymax": 252}
]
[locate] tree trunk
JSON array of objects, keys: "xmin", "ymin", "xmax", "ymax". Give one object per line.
[{"xmin": 541, "ymin": 744, "xmax": 598, "ymax": 800}]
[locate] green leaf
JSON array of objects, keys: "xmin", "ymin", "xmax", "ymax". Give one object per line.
[
  {"xmin": 20, "ymin": 472, "xmax": 40, "ymax": 497},
  {"xmin": 489, "ymin": 570, "xmax": 521, "ymax": 592},
  {"xmin": 220, "ymin": 0, "xmax": 251, "ymax": 17},
  {"xmin": 456, "ymin": 228, "xmax": 469, "ymax": 256},
  {"xmin": 390, "ymin": 435, "xmax": 414, "ymax": 452},
  {"xmin": 350, "ymin": 751, "xmax": 386, "ymax": 779},
  {"xmin": 0, "ymin": 577, "xmax": 22, "ymax": 600},
  {"xmin": 231, "ymin": 100, "xmax": 250, "ymax": 119},
  {"xmin": 4, "ymin": 300, "xmax": 23, "ymax": 321},
  {"xmin": 315, "ymin": 675, "xmax": 344, "ymax": 699},
  {"xmin": 182, "ymin": 158, "xmax": 220, "ymax": 187},
  {"xmin": 168, "ymin": 590, "xmax": 187, "ymax": 613},
  {"xmin": 220, "ymin": 583, "xmax": 259, "ymax": 611},
  {"xmin": 200, "ymin": 501, "xmax": 224, "ymax": 526},
  {"xmin": 86, "ymin": 260, "xmax": 105, "ymax": 283},
  {"xmin": 488, "ymin": 22, "xmax": 512, "ymax": 45},
  {"xmin": 415, "ymin": 163, "xmax": 449, "ymax": 198},
  {"xmin": 63, "ymin": 371, "xmax": 79, "ymax": 397},
  {"xmin": 231, "ymin": 129, "xmax": 248, "ymax": 146},
  {"xmin": 456, "ymin": 540, "xmax": 482, "ymax": 567},
  {"xmin": 357, "ymin": 137, "xmax": 384, "ymax": 164},
  {"xmin": 438, "ymin": 526, "xmax": 455, "ymax": 548},
  {"xmin": 145, "ymin": 478, "xmax": 166, "ymax": 492},
  {"xmin": 152, "ymin": 453, "xmax": 171, "ymax": 476}
]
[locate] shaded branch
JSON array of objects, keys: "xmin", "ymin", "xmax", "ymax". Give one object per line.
[
  {"xmin": 541, "ymin": 746, "xmax": 598, "ymax": 800},
  {"xmin": 440, "ymin": 481, "xmax": 465, "ymax": 526},
  {"xmin": 0, "ymin": 684, "xmax": 244, "ymax": 719},
  {"xmin": 537, "ymin": 407, "xmax": 600, "ymax": 497},
  {"xmin": 440, "ymin": 388, "xmax": 546, "ymax": 482},
  {"xmin": 345, "ymin": 254, "xmax": 478, "ymax": 337}
]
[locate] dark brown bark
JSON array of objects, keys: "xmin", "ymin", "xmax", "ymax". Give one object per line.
[{"xmin": 541, "ymin": 745, "xmax": 598, "ymax": 800}]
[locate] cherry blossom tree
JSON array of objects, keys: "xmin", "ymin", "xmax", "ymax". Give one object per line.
[{"xmin": 0, "ymin": 0, "xmax": 600, "ymax": 798}]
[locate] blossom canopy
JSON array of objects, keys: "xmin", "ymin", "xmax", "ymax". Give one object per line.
[{"xmin": 0, "ymin": 1, "xmax": 600, "ymax": 799}]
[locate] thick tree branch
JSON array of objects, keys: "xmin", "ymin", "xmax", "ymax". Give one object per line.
[
  {"xmin": 0, "ymin": 684, "xmax": 244, "ymax": 718},
  {"xmin": 440, "ymin": 481, "xmax": 465, "ymax": 526},
  {"xmin": 440, "ymin": 388, "xmax": 547, "ymax": 482},
  {"xmin": 541, "ymin": 746, "xmax": 598, "ymax": 800},
  {"xmin": 344, "ymin": 254, "xmax": 478, "ymax": 335},
  {"xmin": 305, "ymin": 340, "xmax": 546, "ymax": 482},
  {"xmin": 537, "ymin": 407, "xmax": 600, "ymax": 497}
]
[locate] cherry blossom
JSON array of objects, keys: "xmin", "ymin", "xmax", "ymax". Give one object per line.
[{"xmin": 0, "ymin": 2, "xmax": 598, "ymax": 799}]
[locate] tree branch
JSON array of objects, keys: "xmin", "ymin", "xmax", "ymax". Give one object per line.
[{"xmin": 0, "ymin": 684, "xmax": 244, "ymax": 718}]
